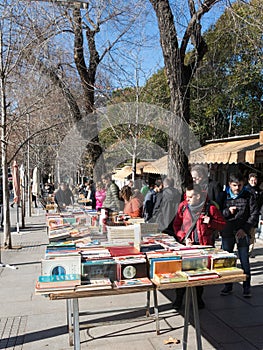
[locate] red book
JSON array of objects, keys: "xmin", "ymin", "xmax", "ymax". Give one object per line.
[{"xmin": 109, "ymin": 246, "xmax": 141, "ymax": 257}]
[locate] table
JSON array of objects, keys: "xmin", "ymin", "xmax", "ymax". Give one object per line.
[
  {"xmin": 45, "ymin": 274, "xmax": 246, "ymax": 350},
  {"xmin": 48, "ymin": 285, "xmax": 157, "ymax": 350},
  {"xmin": 154, "ymin": 274, "xmax": 247, "ymax": 350}
]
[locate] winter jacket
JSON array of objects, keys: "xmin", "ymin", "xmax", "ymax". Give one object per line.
[
  {"xmin": 103, "ymin": 181, "xmax": 120, "ymax": 211},
  {"xmin": 143, "ymin": 189, "xmax": 156, "ymax": 222},
  {"xmin": 123, "ymin": 195, "xmax": 143, "ymax": 218},
  {"xmin": 95, "ymin": 189, "xmax": 106, "ymax": 210},
  {"xmin": 173, "ymin": 199, "xmax": 226, "ymax": 246},
  {"xmin": 151, "ymin": 186, "xmax": 180, "ymax": 233},
  {"xmin": 218, "ymin": 187, "xmax": 259, "ymax": 237}
]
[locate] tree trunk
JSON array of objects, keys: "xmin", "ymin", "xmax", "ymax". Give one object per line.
[
  {"xmin": 0, "ymin": 73, "xmax": 12, "ymax": 249},
  {"xmin": 149, "ymin": 0, "xmax": 211, "ymax": 190}
]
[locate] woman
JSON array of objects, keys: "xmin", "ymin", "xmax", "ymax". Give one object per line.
[
  {"xmin": 120, "ymin": 185, "xmax": 143, "ymax": 218},
  {"xmin": 95, "ymin": 182, "xmax": 106, "ymax": 211}
]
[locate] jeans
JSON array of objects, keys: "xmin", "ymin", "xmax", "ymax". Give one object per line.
[{"xmin": 222, "ymin": 235, "xmax": 250, "ymax": 290}]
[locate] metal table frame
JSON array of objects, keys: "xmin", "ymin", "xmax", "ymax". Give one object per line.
[{"xmin": 48, "ymin": 274, "xmax": 246, "ymax": 350}]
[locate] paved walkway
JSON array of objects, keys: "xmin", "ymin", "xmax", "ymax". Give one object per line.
[{"xmin": 0, "ymin": 207, "xmax": 263, "ymax": 350}]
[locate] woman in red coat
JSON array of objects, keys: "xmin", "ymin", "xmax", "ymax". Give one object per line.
[
  {"xmin": 172, "ymin": 184, "xmax": 226, "ymax": 309},
  {"xmin": 173, "ymin": 185, "xmax": 226, "ymax": 246}
]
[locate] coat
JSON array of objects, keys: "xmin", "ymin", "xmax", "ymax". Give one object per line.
[
  {"xmin": 173, "ymin": 199, "xmax": 226, "ymax": 246},
  {"xmin": 218, "ymin": 187, "xmax": 259, "ymax": 237},
  {"xmin": 123, "ymin": 196, "xmax": 143, "ymax": 218},
  {"xmin": 151, "ymin": 186, "xmax": 180, "ymax": 233},
  {"xmin": 95, "ymin": 189, "xmax": 106, "ymax": 210},
  {"xmin": 103, "ymin": 182, "xmax": 120, "ymax": 211}
]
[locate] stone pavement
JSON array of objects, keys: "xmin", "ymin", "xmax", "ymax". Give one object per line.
[{"xmin": 0, "ymin": 207, "xmax": 263, "ymax": 350}]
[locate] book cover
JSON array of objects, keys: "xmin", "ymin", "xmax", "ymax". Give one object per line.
[
  {"xmin": 153, "ymin": 271, "xmax": 188, "ymax": 284},
  {"xmin": 210, "ymin": 255, "xmax": 237, "ymax": 269},
  {"xmin": 41, "ymin": 255, "xmax": 81, "ymax": 276},
  {"xmin": 75, "ymin": 278, "xmax": 112, "ymax": 291},
  {"xmin": 183, "ymin": 268, "xmax": 219, "ymax": 281},
  {"xmin": 214, "ymin": 267, "xmax": 244, "ymax": 276},
  {"xmin": 114, "ymin": 278, "xmax": 152, "ymax": 288},
  {"xmin": 38, "ymin": 274, "xmax": 80, "ymax": 282},
  {"xmin": 116, "ymin": 259, "xmax": 147, "ymax": 280},
  {"xmin": 182, "ymin": 256, "xmax": 208, "ymax": 271},
  {"xmin": 35, "ymin": 282, "xmax": 76, "ymax": 293},
  {"xmin": 148, "ymin": 257, "xmax": 182, "ymax": 278},
  {"xmin": 82, "ymin": 260, "xmax": 117, "ymax": 282}
]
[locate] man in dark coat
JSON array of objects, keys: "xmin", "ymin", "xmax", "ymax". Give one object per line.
[
  {"xmin": 54, "ymin": 183, "xmax": 74, "ymax": 211},
  {"xmin": 218, "ymin": 172, "xmax": 259, "ymax": 298},
  {"xmin": 151, "ymin": 177, "xmax": 180, "ymax": 234}
]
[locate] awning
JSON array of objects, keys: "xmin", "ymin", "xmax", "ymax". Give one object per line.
[
  {"xmin": 112, "ymin": 162, "xmax": 151, "ymax": 180},
  {"xmin": 112, "ymin": 166, "xmax": 132, "ymax": 180},
  {"xmin": 189, "ymin": 137, "xmax": 263, "ymax": 164},
  {"xmin": 143, "ymin": 156, "xmax": 168, "ymax": 175}
]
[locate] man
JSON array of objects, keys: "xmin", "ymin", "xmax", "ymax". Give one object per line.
[
  {"xmin": 218, "ymin": 172, "xmax": 259, "ymax": 297},
  {"xmin": 245, "ymin": 173, "xmax": 263, "ymax": 253},
  {"xmin": 151, "ymin": 177, "xmax": 180, "ymax": 234},
  {"xmin": 172, "ymin": 184, "xmax": 226, "ymax": 309},
  {"xmin": 101, "ymin": 173, "xmax": 121, "ymax": 212},
  {"xmin": 143, "ymin": 179, "xmax": 163, "ymax": 223},
  {"xmin": 54, "ymin": 183, "xmax": 74, "ymax": 211}
]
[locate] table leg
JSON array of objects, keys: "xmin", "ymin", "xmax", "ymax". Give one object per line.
[
  {"xmin": 67, "ymin": 299, "xmax": 74, "ymax": 346},
  {"xmin": 146, "ymin": 290, "xmax": 150, "ymax": 317},
  {"xmin": 72, "ymin": 298, "xmax": 81, "ymax": 350},
  {"xmin": 153, "ymin": 289, "xmax": 160, "ymax": 335},
  {"xmin": 183, "ymin": 287, "xmax": 190, "ymax": 350},
  {"xmin": 191, "ymin": 288, "xmax": 202, "ymax": 350}
]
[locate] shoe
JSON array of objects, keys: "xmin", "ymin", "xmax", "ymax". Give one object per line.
[
  {"xmin": 10, "ymin": 203, "xmax": 14, "ymax": 208},
  {"xmin": 220, "ymin": 287, "xmax": 233, "ymax": 296},
  {"xmin": 197, "ymin": 298, "xmax": 205, "ymax": 309},
  {"xmin": 243, "ymin": 288, "xmax": 251, "ymax": 298}
]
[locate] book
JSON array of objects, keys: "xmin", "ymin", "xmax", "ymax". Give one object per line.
[
  {"xmin": 183, "ymin": 268, "xmax": 219, "ymax": 281},
  {"xmin": 148, "ymin": 256, "xmax": 182, "ymax": 279},
  {"xmin": 182, "ymin": 256, "xmax": 209, "ymax": 271},
  {"xmin": 41, "ymin": 255, "xmax": 81, "ymax": 276},
  {"xmin": 75, "ymin": 278, "xmax": 112, "ymax": 291},
  {"xmin": 38, "ymin": 274, "xmax": 80, "ymax": 283},
  {"xmin": 214, "ymin": 267, "xmax": 244, "ymax": 276},
  {"xmin": 153, "ymin": 271, "xmax": 188, "ymax": 284},
  {"xmin": 114, "ymin": 278, "xmax": 152, "ymax": 288},
  {"xmin": 210, "ymin": 254, "xmax": 237, "ymax": 269},
  {"xmin": 82, "ymin": 259, "xmax": 117, "ymax": 282}
]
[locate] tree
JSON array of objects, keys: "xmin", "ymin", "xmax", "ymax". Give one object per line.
[
  {"xmin": 190, "ymin": 0, "xmax": 263, "ymax": 141},
  {"xmin": 17, "ymin": 0, "xmax": 150, "ymax": 181},
  {"xmin": 149, "ymin": 0, "xmax": 224, "ymax": 189}
]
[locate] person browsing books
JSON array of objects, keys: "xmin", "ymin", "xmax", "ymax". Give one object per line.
[
  {"xmin": 218, "ymin": 172, "xmax": 259, "ymax": 298},
  {"xmin": 54, "ymin": 182, "xmax": 74, "ymax": 211},
  {"xmin": 172, "ymin": 184, "xmax": 226, "ymax": 310}
]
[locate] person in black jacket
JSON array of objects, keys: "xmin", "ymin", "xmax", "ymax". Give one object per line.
[
  {"xmin": 218, "ymin": 172, "xmax": 259, "ymax": 298},
  {"xmin": 54, "ymin": 183, "xmax": 74, "ymax": 211},
  {"xmin": 245, "ymin": 173, "xmax": 263, "ymax": 252},
  {"xmin": 150, "ymin": 177, "xmax": 180, "ymax": 234}
]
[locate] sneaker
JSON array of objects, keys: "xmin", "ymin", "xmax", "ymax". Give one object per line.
[
  {"xmin": 243, "ymin": 288, "xmax": 251, "ymax": 298},
  {"xmin": 220, "ymin": 287, "xmax": 233, "ymax": 296}
]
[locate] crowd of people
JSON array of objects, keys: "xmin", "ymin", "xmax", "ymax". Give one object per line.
[{"xmin": 35, "ymin": 167, "xmax": 263, "ymax": 309}]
